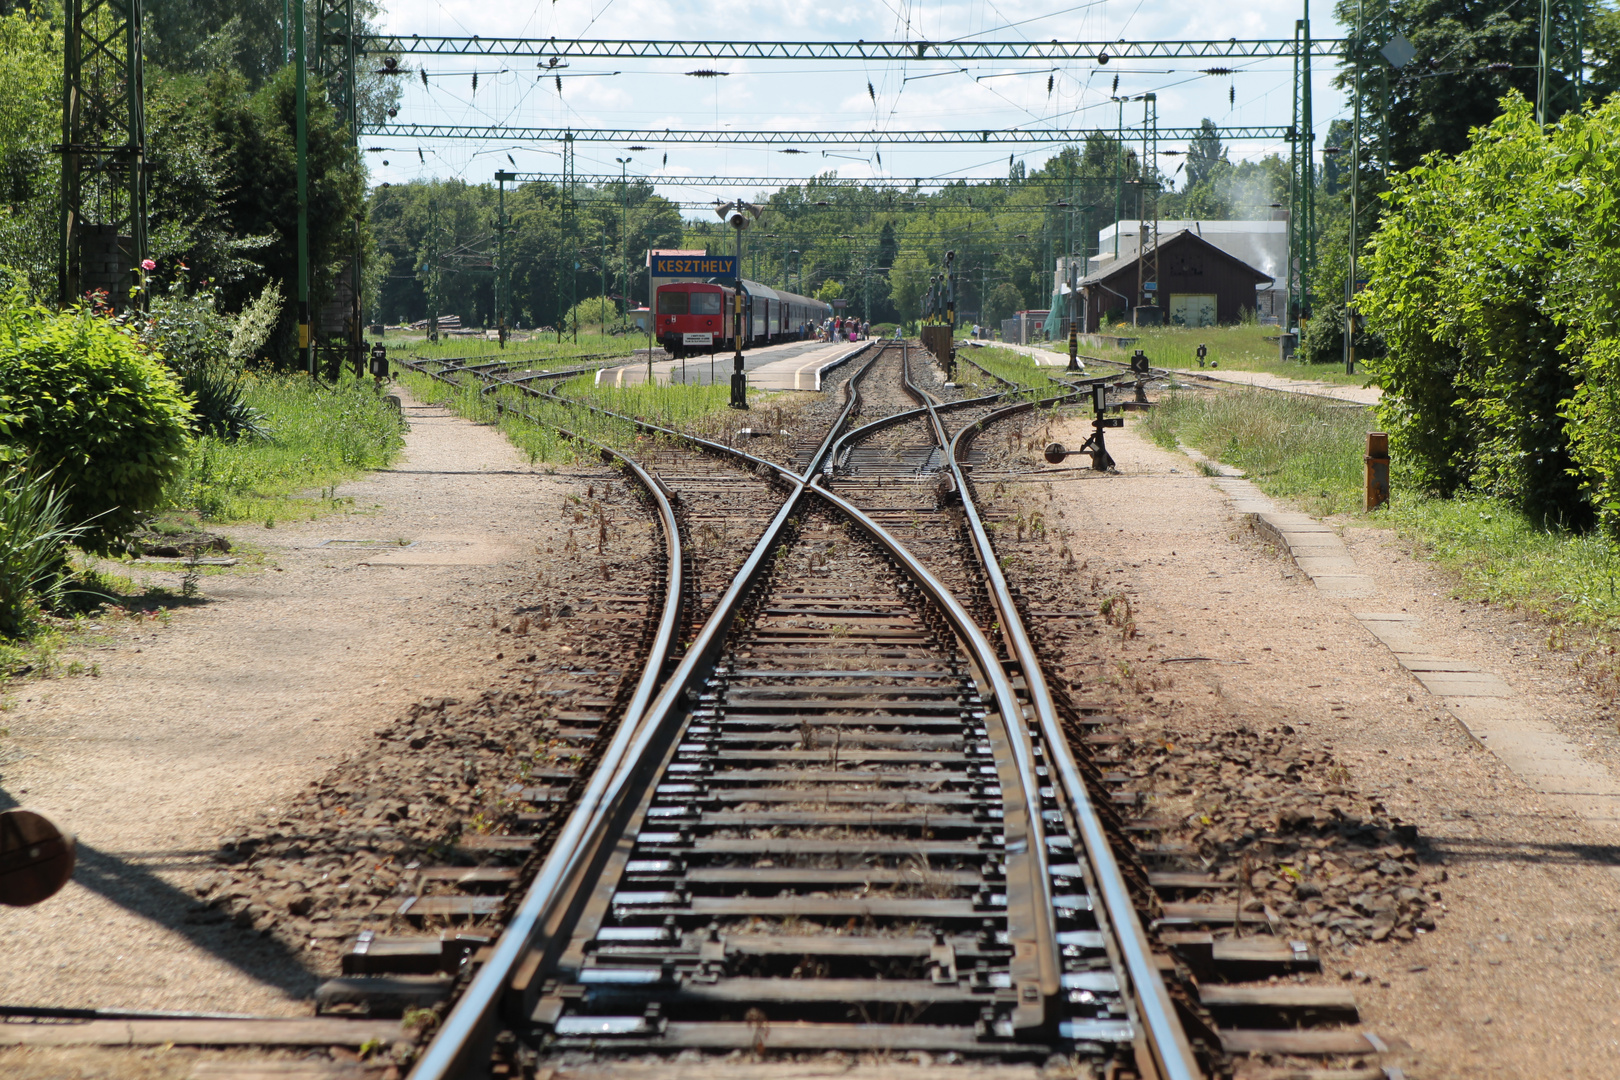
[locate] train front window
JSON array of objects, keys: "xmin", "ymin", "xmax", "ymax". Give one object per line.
[
  {"xmin": 690, "ymin": 292, "xmax": 722, "ymax": 315},
  {"xmin": 657, "ymin": 292, "xmax": 688, "ymax": 315}
]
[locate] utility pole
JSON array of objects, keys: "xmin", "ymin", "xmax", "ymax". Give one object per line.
[
  {"xmin": 1539, "ymin": 0, "xmax": 1553, "ymax": 125},
  {"xmin": 424, "ymin": 195, "xmax": 440, "ymax": 342},
  {"xmin": 563, "ymin": 132, "xmax": 577, "ymax": 343},
  {"xmin": 1287, "ymin": 3, "xmax": 1316, "ymax": 334},
  {"xmin": 295, "ymin": 0, "xmax": 311, "ymax": 372},
  {"xmin": 1114, "ymin": 96, "xmax": 1125, "ymax": 258},
  {"xmin": 1346, "ymin": 0, "xmax": 1364, "ymax": 374},
  {"xmin": 494, "ymin": 170, "xmax": 512, "ymax": 346},
  {"xmin": 615, "ymin": 155, "xmax": 632, "ymax": 327}
]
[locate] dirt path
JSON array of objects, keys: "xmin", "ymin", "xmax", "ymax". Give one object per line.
[
  {"xmin": 1032, "ymin": 416, "xmax": 1620, "ymax": 1079},
  {"xmin": 0, "ymin": 386, "xmax": 578, "ymax": 1014}
]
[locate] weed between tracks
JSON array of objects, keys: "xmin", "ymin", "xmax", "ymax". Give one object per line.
[{"xmin": 396, "ymin": 367, "xmax": 777, "ymax": 466}]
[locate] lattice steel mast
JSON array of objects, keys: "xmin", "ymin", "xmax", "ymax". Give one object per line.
[{"xmin": 59, "ymin": 0, "xmax": 147, "ymax": 308}]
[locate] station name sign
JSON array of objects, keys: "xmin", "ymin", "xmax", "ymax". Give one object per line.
[{"xmin": 652, "ymin": 255, "xmax": 736, "ymax": 279}]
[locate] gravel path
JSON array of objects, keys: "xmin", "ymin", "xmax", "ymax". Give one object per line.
[
  {"xmin": 1018, "ymin": 417, "xmax": 1620, "ymax": 1079},
  {"xmin": 0, "ymin": 386, "xmax": 578, "ymax": 1014}
]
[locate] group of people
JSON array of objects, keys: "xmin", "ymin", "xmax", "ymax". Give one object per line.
[{"xmin": 819, "ymin": 316, "xmax": 870, "ymax": 343}]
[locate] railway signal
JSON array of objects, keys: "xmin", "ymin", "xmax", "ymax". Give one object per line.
[{"xmin": 715, "ymin": 199, "xmax": 764, "ymax": 408}]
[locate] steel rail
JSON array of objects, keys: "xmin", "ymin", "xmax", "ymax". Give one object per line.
[
  {"xmin": 406, "ymin": 345, "xmax": 887, "ymax": 1079},
  {"xmin": 405, "ymin": 344, "xmax": 1193, "ymax": 1072},
  {"xmin": 359, "ymin": 35, "xmax": 1344, "ymax": 60},
  {"xmin": 547, "ymin": 339, "xmax": 1069, "ymax": 1028},
  {"xmin": 941, "ymin": 392, "xmax": 1203, "ymax": 1080}
]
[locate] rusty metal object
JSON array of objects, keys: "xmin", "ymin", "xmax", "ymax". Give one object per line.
[
  {"xmin": 1365, "ymin": 431, "xmax": 1390, "ymax": 511},
  {"xmin": 0, "ymin": 809, "xmax": 76, "ymax": 907}
]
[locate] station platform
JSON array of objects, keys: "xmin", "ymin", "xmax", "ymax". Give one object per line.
[{"xmin": 595, "ymin": 338, "xmax": 874, "ymax": 391}]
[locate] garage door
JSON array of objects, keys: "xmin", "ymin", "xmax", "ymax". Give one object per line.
[{"xmin": 1170, "ymin": 293, "xmax": 1217, "ymax": 328}]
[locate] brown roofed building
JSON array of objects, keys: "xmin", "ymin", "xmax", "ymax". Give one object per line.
[{"xmin": 1075, "ymin": 229, "xmax": 1275, "ymax": 330}]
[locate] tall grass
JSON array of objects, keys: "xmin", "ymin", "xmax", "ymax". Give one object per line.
[
  {"xmin": 961, "ymin": 346, "xmax": 1061, "ymax": 391},
  {"xmin": 1141, "ymin": 388, "xmax": 1375, "ymax": 517},
  {"xmin": 1036, "ymin": 324, "xmax": 1370, "ymax": 386},
  {"xmin": 0, "ymin": 469, "xmax": 87, "ymax": 637},
  {"xmin": 1149, "ymin": 385, "xmax": 1620, "ymax": 629},
  {"xmin": 1381, "ymin": 494, "xmax": 1620, "ymax": 626},
  {"xmin": 384, "ymin": 331, "xmax": 636, "ymax": 366},
  {"xmin": 167, "ymin": 370, "xmax": 406, "ymax": 521},
  {"xmin": 395, "ymin": 367, "xmax": 746, "ymax": 465}
]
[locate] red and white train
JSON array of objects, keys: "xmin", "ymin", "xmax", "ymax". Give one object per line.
[{"xmin": 655, "ymin": 279, "xmax": 832, "ymax": 358}]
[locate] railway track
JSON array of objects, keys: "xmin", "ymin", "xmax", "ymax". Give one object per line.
[
  {"xmin": 210, "ymin": 343, "xmax": 1395, "ymax": 1080},
  {"xmin": 372, "ymin": 344, "xmax": 1204, "ymax": 1079}
]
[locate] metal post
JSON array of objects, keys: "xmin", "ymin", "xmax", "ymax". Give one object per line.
[
  {"xmin": 59, "ymin": 0, "xmax": 148, "ymax": 311},
  {"xmin": 295, "ymin": 0, "xmax": 311, "ymax": 372},
  {"xmin": 564, "ymin": 132, "xmax": 576, "ymax": 343},
  {"xmin": 1143, "ymin": 94, "xmax": 1158, "ymax": 320},
  {"xmin": 1539, "ymin": 0, "xmax": 1552, "ymax": 125},
  {"xmin": 1301, "ymin": 7, "xmax": 1315, "ymax": 331},
  {"xmin": 616, "ymin": 156, "xmax": 631, "ymax": 327},
  {"xmin": 730, "ymin": 205, "xmax": 748, "ymax": 409},
  {"xmin": 1113, "ymin": 97, "xmax": 1124, "ymax": 258},
  {"xmin": 425, "ymin": 195, "xmax": 439, "ymax": 343},
  {"xmin": 495, "ymin": 170, "xmax": 511, "ymax": 347},
  {"xmin": 1346, "ymin": 0, "xmax": 1363, "ymax": 374}
]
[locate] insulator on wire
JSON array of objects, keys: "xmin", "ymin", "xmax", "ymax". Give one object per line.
[
  {"xmin": 1047, "ymin": 74, "xmax": 1054, "ymax": 94},
  {"xmin": 1112, "ymin": 74, "xmax": 1118, "ymax": 94},
  {"xmin": 420, "ymin": 68, "xmax": 427, "ymax": 88},
  {"xmin": 472, "ymin": 72, "xmax": 478, "ymax": 92},
  {"xmin": 555, "ymin": 74, "xmax": 562, "ymax": 93},
  {"xmin": 868, "ymin": 81, "xmax": 876, "ymax": 102},
  {"xmin": 1230, "ymin": 84, "xmax": 1235, "ymax": 106}
]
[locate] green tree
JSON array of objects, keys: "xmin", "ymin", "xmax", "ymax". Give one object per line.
[
  {"xmin": 1360, "ymin": 94, "xmax": 1607, "ymax": 528},
  {"xmin": 0, "ymin": 12, "xmax": 61, "ymax": 294},
  {"xmin": 1184, "ymin": 119, "xmax": 1226, "ymax": 187}
]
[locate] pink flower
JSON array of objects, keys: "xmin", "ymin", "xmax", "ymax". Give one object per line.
[{"xmin": 141, "ymin": 259, "xmax": 156, "ymax": 271}]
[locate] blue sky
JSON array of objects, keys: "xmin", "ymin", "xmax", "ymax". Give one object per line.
[{"xmin": 369, "ymin": 0, "xmax": 1352, "ymax": 210}]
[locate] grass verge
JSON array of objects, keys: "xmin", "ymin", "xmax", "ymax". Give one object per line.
[
  {"xmin": 395, "ymin": 366, "xmax": 763, "ymax": 466},
  {"xmin": 1036, "ymin": 324, "xmax": 1371, "ymax": 386},
  {"xmin": 1141, "ymin": 387, "xmax": 1374, "ymax": 518},
  {"xmin": 165, "ymin": 370, "xmax": 406, "ymax": 524},
  {"xmin": 1145, "ymin": 384, "xmax": 1620, "ymax": 631},
  {"xmin": 961, "ymin": 346, "xmax": 1063, "ymax": 392},
  {"xmin": 381, "ymin": 331, "xmax": 635, "ymax": 366}
]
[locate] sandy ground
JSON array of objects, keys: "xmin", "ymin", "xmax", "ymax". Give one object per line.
[
  {"xmin": 0, "ymin": 386, "xmax": 580, "ymax": 1014},
  {"xmin": 1028, "ymin": 416, "xmax": 1620, "ymax": 1079}
]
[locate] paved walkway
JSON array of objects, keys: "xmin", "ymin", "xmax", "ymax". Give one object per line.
[
  {"xmin": 595, "ymin": 339, "xmax": 872, "ymax": 390},
  {"xmin": 0, "ymin": 387, "xmax": 568, "ymax": 1013},
  {"xmin": 1173, "ymin": 440, "xmax": 1620, "ymax": 857}
]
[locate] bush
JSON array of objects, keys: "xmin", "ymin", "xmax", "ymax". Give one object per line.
[
  {"xmin": 0, "ymin": 291, "xmax": 193, "ymax": 551},
  {"xmin": 564, "ymin": 295, "xmax": 619, "ymax": 331},
  {"xmin": 1299, "ymin": 297, "xmax": 1385, "ymax": 368},
  {"xmin": 1360, "ymin": 93, "xmax": 1595, "ymax": 529},
  {"xmin": 0, "ymin": 468, "xmax": 87, "ymax": 637},
  {"xmin": 140, "ymin": 277, "xmax": 280, "ymax": 439}
]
